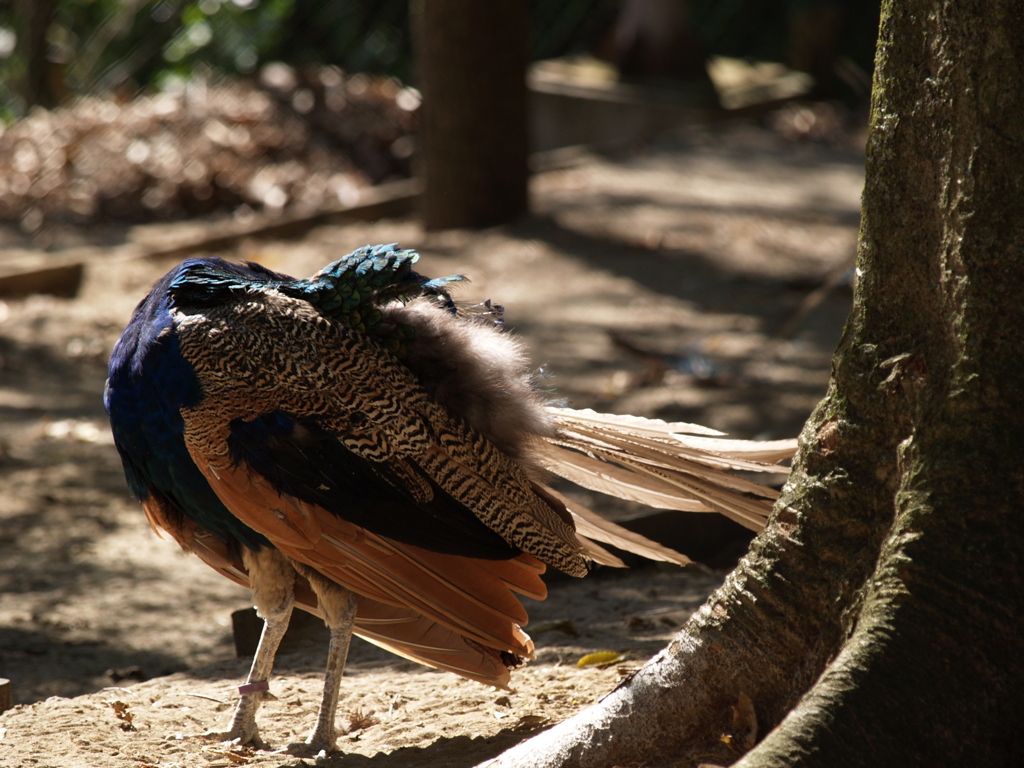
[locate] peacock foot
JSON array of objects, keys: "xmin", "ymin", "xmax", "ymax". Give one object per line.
[{"xmin": 203, "ymin": 688, "xmax": 271, "ymax": 750}]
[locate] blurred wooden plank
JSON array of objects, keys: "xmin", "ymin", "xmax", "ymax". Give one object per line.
[
  {"xmin": 0, "ymin": 179, "xmax": 421, "ymax": 299},
  {"xmin": 0, "ymin": 259, "xmax": 84, "ymax": 298},
  {"xmin": 231, "ymin": 607, "xmax": 264, "ymax": 658},
  {"xmin": 141, "ymin": 177, "xmax": 422, "ymax": 261}
]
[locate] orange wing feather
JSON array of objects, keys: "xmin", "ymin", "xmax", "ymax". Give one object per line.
[
  {"xmin": 189, "ymin": 457, "xmax": 545, "ymax": 659},
  {"xmin": 141, "ymin": 493, "xmax": 532, "ymax": 687}
]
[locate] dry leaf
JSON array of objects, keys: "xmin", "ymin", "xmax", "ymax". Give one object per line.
[
  {"xmin": 346, "ymin": 708, "xmax": 380, "ymax": 732},
  {"xmin": 103, "ymin": 699, "xmax": 136, "ymax": 732},
  {"xmin": 0, "ymin": 71, "xmax": 414, "ymax": 230},
  {"xmin": 202, "ymin": 743, "xmax": 255, "ymax": 764},
  {"xmin": 577, "ymin": 651, "xmax": 625, "ymax": 668}
]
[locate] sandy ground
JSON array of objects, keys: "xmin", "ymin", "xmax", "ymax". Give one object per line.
[{"xmin": 0, "ymin": 121, "xmax": 864, "ymax": 767}]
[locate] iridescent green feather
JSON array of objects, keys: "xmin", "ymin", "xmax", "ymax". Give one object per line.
[
  {"xmin": 279, "ymin": 243, "xmax": 465, "ymax": 354},
  {"xmin": 167, "ymin": 244, "xmax": 463, "ymax": 358}
]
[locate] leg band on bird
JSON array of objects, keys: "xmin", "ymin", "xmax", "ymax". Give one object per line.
[{"xmin": 209, "ymin": 547, "xmax": 297, "ymax": 748}]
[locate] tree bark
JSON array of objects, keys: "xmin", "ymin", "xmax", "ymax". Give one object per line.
[
  {"xmin": 479, "ymin": 0, "xmax": 1024, "ymax": 766},
  {"xmin": 14, "ymin": 0, "xmax": 58, "ymax": 108},
  {"xmin": 412, "ymin": 0, "xmax": 530, "ymax": 230}
]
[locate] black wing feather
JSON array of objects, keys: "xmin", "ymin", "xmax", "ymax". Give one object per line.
[{"xmin": 228, "ymin": 411, "xmax": 520, "ymax": 559}]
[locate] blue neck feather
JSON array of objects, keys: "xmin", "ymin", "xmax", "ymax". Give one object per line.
[{"xmin": 105, "ymin": 262, "xmax": 270, "ymax": 550}]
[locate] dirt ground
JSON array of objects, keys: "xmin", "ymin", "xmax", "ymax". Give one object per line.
[{"xmin": 0, "ymin": 121, "xmax": 864, "ymax": 767}]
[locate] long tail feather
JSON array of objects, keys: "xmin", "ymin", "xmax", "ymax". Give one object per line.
[
  {"xmin": 539, "ymin": 407, "xmax": 797, "ymax": 533},
  {"xmin": 536, "ymin": 482, "xmax": 692, "ymax": 567}
]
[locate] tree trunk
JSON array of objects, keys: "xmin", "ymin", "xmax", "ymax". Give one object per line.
[
  {"xmin": 412, "ymin": 0, "xmax": 530, "ymax": 230},
  {"xmin": 14, "ymin": 0, "xmax": 58, "ymax": 109},
  {"xmin": 479, "ymin": 0, "xmax": 1024, "ymax": 766}
]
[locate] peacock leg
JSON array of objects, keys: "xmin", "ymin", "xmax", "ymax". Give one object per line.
[
  {"xmin": 292, "ymin": 566, "xmax": 358, "ymax": 753},
  {"xmin": 207, "ymin": 547, "xmax": 296, "ymax": 749}
]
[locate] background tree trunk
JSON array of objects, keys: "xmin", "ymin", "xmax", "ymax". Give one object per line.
[
  {"xmin": 480, "ymin": 0, "xmax": 1024, "ymax": 765},
  {"xmin": 412, "ymin": 0, "xmax": 530, "ymax": 230},
  {"xmin": 14, "ymin": 0, "xmax": 59, "ymax": 108}
]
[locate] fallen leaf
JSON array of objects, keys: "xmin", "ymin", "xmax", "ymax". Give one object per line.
[
  {"xmin": 577, "ymin": 651, "xmax": 625, "ymax": 668},
  {"xmin": 202, "ymin": 743, "xmax": 255, "ymax": 764},
  {"xmin": 346, "ymin": 708, "xmax": 380, "ymax": 732},
  {"xmin": 104, "ymin": 699, "xmax": 136, "ymax": 732}
]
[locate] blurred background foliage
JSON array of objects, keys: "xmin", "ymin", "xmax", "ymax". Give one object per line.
[
  {"xmin": 0, "ymin": 0, "xmax": 878, "ymax": 234},
  {"xmin": 0, "ymin": 0, "xmax": 879, "ymax": 118},
  {"xmin": 1, "ymin": 0, "xmax": 610, "ymax": 117}
]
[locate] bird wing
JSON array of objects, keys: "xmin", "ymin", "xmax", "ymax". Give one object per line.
[
  {"xmin": 170, "ymin": 287, "xmax": 587, "ymax": 658},
  {"xmin": 194, "ymin": 456, "xmax": 544, "ymax": 655},
  {"xmin": 141, "ymin": 492, "xmax": 531, "ymax": 687},
  {"xmin": 350, "ymin": 599, "xmax": 520, "ymax": 688},
  {"xmin": 174, "ymin": 288, "xmax": 587, "ymax": 574}
]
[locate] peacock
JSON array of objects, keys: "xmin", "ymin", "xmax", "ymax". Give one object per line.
[{"xmin": 104, "ymin": 244, "xmax": 796, "ymax": 752}]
